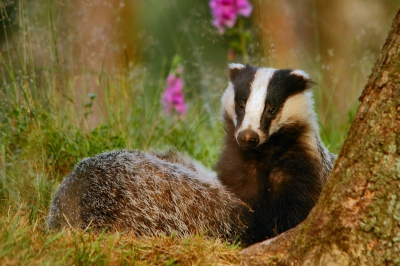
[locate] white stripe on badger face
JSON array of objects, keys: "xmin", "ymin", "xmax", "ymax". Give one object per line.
[
  {"xmin": 236, "ymin": 68, "xmax": 276, "ymax": 142},
  {"xmin": 221, "ymin": 82, "xmax": 237, "ymax": 126},
  {"xmin": 269, "ymin": 91, "xmax": 318, "ymax": 136},
  {"xmin": 221, "ymin": 63, "xmax": 246, "ymax": 125}
]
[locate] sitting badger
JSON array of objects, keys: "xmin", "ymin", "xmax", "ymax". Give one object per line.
[{"xmin": 215, "ymin": 63, "xmax": 336, "ymax": 243}]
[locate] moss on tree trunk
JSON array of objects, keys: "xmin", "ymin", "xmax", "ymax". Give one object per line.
[{"xmin": 240, "ymin": 9, "xmax": 400, "ymax": 266}]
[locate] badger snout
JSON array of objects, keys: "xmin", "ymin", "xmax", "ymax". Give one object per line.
[{"xmin": 237, "ymin": 129, "xmax": 260, "ymax": 148}]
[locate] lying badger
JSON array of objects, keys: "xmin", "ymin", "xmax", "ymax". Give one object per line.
[
  {"xmin": 47, "ymin": 64, "xmax": 336, "ymax": 246},
  {"xmin": 46, "ymin": 148, "xmax": 253, "ymax": 244}
]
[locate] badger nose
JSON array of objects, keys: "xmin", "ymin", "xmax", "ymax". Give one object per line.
[{"xmin": 237, "ymin": 130, "xmax": 260, "ymax": 148}]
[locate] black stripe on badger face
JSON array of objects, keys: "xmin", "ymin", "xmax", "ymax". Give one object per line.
[
  {"xmin": 225, "ymin": 66, "xmax": 313, "ymax": 149},
  {"xmin": 230, "ymin": 64, "xmax": 257, "ymax": 129}
]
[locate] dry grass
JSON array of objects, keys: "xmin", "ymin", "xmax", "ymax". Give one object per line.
[{"xmin": 0, "ymin": 205, "xmax": 243, "ymax": 266}]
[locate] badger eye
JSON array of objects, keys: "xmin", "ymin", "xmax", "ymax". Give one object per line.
[
  {"xmin": 267, "ymin": 107, "xmax": 275, "ymax": 115},
  {"xmin": 236, "ymin": 101, "xmax": 246, "ymax": 112}
]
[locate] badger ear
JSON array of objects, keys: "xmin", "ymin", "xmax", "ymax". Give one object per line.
[
  {"xmin": 228, "ymin": 63, "xmax": 245, "ymax": 81},
  {"xmin": 291, "ymin": 70, "xmax": 309, "ymax": 79},
  {"xmin": 291, "ymin": 69, "xmax": 315, "ymax": 89}
]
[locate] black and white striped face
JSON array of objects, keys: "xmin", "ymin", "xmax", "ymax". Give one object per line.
[{"xmin": 222, "ymin": 63, "xmax": 317, "ymax": 149}]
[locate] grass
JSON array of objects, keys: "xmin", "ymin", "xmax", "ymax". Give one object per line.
[
  {"xmin": 0, "ymin": 1, "xmax": 361, "ymax": 265},
  {"xmin": 0, "ymin": 208, "xmax": 242, "ymax": 265}
]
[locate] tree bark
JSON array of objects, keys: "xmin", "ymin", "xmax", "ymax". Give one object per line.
[{"xmin": 240, "ymin": 9, "xmax": 400, "ymax": 265}]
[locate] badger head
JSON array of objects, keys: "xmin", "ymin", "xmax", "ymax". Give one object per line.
[{"xmin": 221, "ymin": 63, "xmax": 318, "ymax": 149}]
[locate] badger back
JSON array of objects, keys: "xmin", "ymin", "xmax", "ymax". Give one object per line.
[{"xmin": 47, "ymin": 149, "xmax": 252, "ymax": 244}]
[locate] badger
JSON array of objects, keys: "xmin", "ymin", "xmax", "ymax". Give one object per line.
[
  {"xmin": 215, "ymin": 63, "xmax": 336, "ymax": 243},
  {"xmin": 47, "ymin": 64, "xmax": 336, "ymax": 247},
  {"xmin": 47, "ymin": 148, "xmax": 254, "ymax": 245}
]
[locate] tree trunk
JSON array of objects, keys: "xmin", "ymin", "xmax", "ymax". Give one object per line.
[{"xmin": 240, "ymin": 9, "xmax": 400, "ymax": 265}]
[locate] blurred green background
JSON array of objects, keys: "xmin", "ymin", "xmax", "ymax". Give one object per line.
[
  {"xmin": 1, "ymin": 0, "xmax": 399, "ymax": 170},
  {"xmin": 2, "ymin": 0, "xmax": 398, "ymax": 129}
]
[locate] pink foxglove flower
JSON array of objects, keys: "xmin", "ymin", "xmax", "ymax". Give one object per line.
[
  {"xmin": 209, "ymin": 0, "xmax": 253, "ymax": 34},
  {"xmin": 162, "ymin": 69, "xmax": 187, "ymax": 116}
]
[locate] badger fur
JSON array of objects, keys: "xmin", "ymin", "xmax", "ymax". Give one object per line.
[
  {"xmin": 47, "ymin": 148, "xmax": 253, "ymax": 244},
  {"xmin": 215, "ymin": 63, "xmax": 336, "ymax": 243}
]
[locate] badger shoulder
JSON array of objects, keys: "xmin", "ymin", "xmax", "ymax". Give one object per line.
[{"xmin": 149, "ymin": 147, "xmax": 219, "ymax": 185}]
